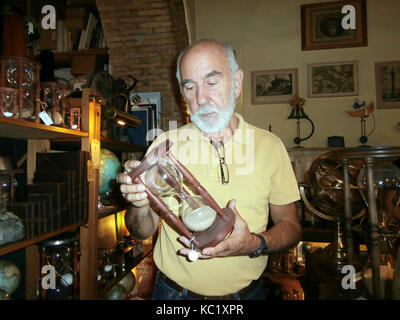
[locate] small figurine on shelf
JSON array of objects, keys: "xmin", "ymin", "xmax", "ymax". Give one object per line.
[
  {"xmin": 287, "ymin": 94, "xmax": 315, "ymax": 147},
  {"xmin": 346, "ymin": 98, "xmax": 375, "ymax": 147}
]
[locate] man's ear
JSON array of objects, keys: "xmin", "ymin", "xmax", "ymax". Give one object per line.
[{"xmin": 234, "ymin": 69, "xmax": 244, "ymax": 98}]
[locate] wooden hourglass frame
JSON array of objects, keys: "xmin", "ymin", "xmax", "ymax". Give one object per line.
[{"xmin": 128, "ymin": 139, "xmax": 236, "ymax": 249}]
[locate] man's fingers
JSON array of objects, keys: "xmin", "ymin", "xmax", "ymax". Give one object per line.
[
  {"xmin": 120, "ymin": 183, "xmax": 146, "ymax": 194},
  {"xmin": 124, "ymin": 192, "xmax": 148, "ymax": 204},
  {"xmin": 124, "ymin": 159, "xmax": 141, "ymax": 172},
  {"xmin": 202, "ymin": 240, "xmax": 230, "ymax": 257},
  {"xmin": 178, "ymin": 236, "xmax": 191, "ymax": 248},
  {"xmin": 117, "ymin": 173, "xmax": 132, "ymax": 184},
  {"xmin": 227, "ymin": 199, "xmax": 237, "ymax": 212}
]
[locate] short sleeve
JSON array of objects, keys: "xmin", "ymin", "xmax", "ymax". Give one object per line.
[{"xmin": 268, "ymin": 139, "xmax": 300, "ymax": 205}]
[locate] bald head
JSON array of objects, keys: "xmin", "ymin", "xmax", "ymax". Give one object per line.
[{"xmin": 176, "ymin": 39, "xmax": 239, "ymax": 87}]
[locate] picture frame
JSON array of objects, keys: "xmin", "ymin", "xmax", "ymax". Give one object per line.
[
  {"xmin": 301, "ymin": 0, "xmax": 367, "ymax": 51},
  {"xmin": 251, "ymin": 68, "xmax": 298, "ymax": 105},
  {"xmin": 308, "ymin": 61, "xmax": 358, "ymax": 98},
  {"xmin": 375, "ymin": 60, "xmax": 400, "ymax": 109}
]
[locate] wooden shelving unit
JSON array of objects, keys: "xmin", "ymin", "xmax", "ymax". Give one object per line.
[{"xmin": 0, "ymin": 88, "xmax": 102, "ymax": 300}]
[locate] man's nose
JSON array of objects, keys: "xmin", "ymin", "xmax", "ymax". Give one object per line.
[{"xmin": 196, "ymin": 85, "xmax": 210, "ymax": 106}]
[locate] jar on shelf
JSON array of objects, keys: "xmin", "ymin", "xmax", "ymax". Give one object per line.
[{"xmin": 38, "ymin": 232, "xmax": 79, "ymax": 300}]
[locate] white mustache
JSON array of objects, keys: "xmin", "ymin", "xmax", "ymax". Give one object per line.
[{"xmin": 193, "ymin": 106, "xmax": 219, "ymax": 116}]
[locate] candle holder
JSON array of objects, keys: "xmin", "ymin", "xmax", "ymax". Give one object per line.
[{"xmin": 127, "ymin": 139, "xmax": 235, "ymax": 250}]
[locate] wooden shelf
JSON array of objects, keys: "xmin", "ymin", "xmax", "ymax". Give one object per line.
[
  {"xmin": 98, "ymin": 201, "xmax": 128, "ymax": 220},
  {"xmin": 0, "ymin": 222, "xmax": 83, "ymax": 256},
  {"xmin": 100, "ymin": 137, "xmax": 147, "ymax": 153},
  {"xmin": 0, "ymin": 117, "xmax": 88, "ymax": 140},
  {"xmin": 50, "ymin": 136, "xmax": 147, "ymax": 153},
  {"xmin": 35, "ymin": 48, "xmax": 109, "ymax": 69}
]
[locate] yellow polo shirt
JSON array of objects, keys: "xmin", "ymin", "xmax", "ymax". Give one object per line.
[{"xmin": 146, "ymin": 113, "xmax": 300, "ymax": 295}]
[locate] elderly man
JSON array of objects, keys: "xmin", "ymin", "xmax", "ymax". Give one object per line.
[{"xmin": 118, "ymin": 39, "xmax": 301, "ymax": 300}]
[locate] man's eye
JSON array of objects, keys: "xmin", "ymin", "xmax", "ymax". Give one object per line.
[{"xmin": 184, "ymin": 85, "xmax": 194, "ymax": 91}]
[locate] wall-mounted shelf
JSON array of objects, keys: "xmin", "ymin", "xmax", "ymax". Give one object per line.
[
  {"xmin": 0, "ymin": 222, "xmax": 83, "ymax": 256},
  {"xmin": 35, "ymin": 48, "xmax": 109, "ymax": 69},
  {"xmin": 50, "ymin": 136, "xmax": 147, "ymax": 153},
  {"xmin": 97, "ymin": 201, "xmax": 128, "ymax": 220},
  {"xmin": 0, "ymin": 117, "xmax": 88, "ymax": 140}
]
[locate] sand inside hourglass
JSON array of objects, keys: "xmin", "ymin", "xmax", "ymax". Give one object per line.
[{"xmin": 182, "ymin": 205, "xmax": 217, "ymax": 232}]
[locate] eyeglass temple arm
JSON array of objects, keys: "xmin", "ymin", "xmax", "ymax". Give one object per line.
[
  {"xmin": 218, "ymin": 160, "xmax": 227, "ymax": 183},
  {"xmin": 135, "ymin": 176, "xmax": 198, "ymax": 246},
  {"xmin": 168, "ymin": 152, "xmax": 227, "ymax": 219}
]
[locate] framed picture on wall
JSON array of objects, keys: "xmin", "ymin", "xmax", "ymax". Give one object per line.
[
  {"xmin": 251, "ymin": 68, "xmax": 298, "ymax": 105},
  {"xmin": 301, "ymin": 0, "xmax": 367, "ymax": 51},
  {"xmin": 308, "ymin": 61, "xmax": 358, "ymax": 98},
  {"xmin": 375, "ymin": 60, "xmax": 400, "ymax": 109}
]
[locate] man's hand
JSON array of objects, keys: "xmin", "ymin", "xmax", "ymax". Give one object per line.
[
  {"xmin": 117, "ymin": 159, "xmax": 149, "ymax": 208},
  {"xmin": 117, "ymin": 159, "xmax": 160, "ymax": 240},
  {"xmin": 178, "ymin": 199, "xmax": 260, "ymax": 260}
]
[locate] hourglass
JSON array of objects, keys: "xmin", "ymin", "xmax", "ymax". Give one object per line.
[
  {"xmin": 128, "ymin": 139, "xmax": 236, "ymax": 254},
  {"xmin": 41, "ymin": 82, "xmax": 66, "ymax": 126}
]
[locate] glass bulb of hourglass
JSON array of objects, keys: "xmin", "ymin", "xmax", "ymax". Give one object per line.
[
  {"xmin": 3, "ymin": 92, "xmax": 14, "ymax": 117},
  {"xmin": 180, "ymin": 196, "xmax": 217, "ymax": 232},
  {"xmin": 144, "ymin": 158, "xmax": 183, "ymax": 196},
  {"xmin": 144, "ymin": 158, "xmax": 217, "ymax": 232}
]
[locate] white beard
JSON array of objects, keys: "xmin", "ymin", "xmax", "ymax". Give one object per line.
[{"xmin": 189, "ymin": 85, "xmax": 236, "ymax": 133}]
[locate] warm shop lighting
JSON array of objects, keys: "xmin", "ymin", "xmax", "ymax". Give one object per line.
[{"xmin": 103, "ymin": 106, "xmax": 141, "ymax": 128}]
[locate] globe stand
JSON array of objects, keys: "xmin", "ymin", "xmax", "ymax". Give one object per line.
[
  {"xmin": 333, "ymin": 147, "xmax": 400, "ymax": 299},
  {"xmin": 318, "ymin": 218, "xmax": 347, "ymax": 273},
  {"xmin": 300, "ymin": 184, "xmax": 365, "ymax": 275}
]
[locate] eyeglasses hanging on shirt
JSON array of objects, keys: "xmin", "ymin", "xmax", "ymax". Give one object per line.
[{"xmin": 210, "ymin": 141, "xmax": 229, "ymax": 185}]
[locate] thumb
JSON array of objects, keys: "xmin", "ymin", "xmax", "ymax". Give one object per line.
[{"xmin": 227, "ymin": 199, "xmax": 237, "ymax": 212}]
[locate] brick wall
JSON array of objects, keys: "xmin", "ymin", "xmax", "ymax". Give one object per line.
[{"xmin": 96, "ymin": 0, "xmax": 189, "ymax": 129}]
